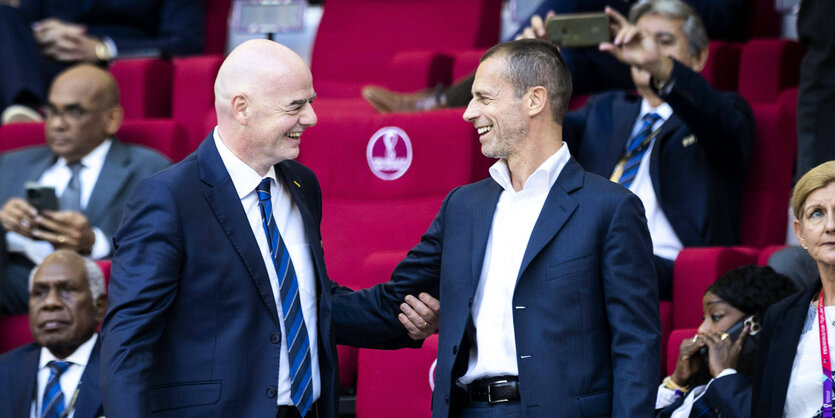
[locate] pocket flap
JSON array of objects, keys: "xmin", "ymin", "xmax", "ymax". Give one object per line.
[{"xmin": 149, "ymin": 380, "xmax": 222, "ymax": 412}]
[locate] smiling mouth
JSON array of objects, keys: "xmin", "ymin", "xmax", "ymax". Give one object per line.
[
  {"xmin": 40, "ymin": 320, "xmax": 68, "ymax": 330},
  {"xmin": 477, "ymin": 125, "xmax": 493, "ymax": 135},
  {"xmin": 286, "ymin": 132, "xmax": 301, "ymax": 139}
]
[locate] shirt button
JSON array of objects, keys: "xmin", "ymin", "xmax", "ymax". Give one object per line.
[
  {"xmin": 452, "ymin": 345, "xmax": 458, "ymax": 355},
  {"xmin": 271, "ymin": 333, "xmax": 281, "ymax": 344},
  {"xmin": 266, "ymin": 387, "xmax": 277, "ymax": 398}
]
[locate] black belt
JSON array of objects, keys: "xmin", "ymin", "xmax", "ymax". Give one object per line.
[
  {"xmin": 467, "ymin": 376, "xmax": 520, "ymax": 405},
  {"xmin": 277, "ymin": 401, "xmax": 318, "ymax": 418}
]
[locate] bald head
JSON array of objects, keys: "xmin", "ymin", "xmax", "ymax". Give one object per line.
[
  {"xmin": 46, "ymin": 64, "xmax": 124, "ymax": 162},
  {"xmin": 213, "ymin": 40, "xmax": 318, "ymax": 176}
]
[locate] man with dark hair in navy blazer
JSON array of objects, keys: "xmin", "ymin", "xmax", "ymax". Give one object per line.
[
  {"xmin": 333, "ymin": 38, "xmax": 661, "ymax": 417},
  {"xmin": 0, "ymin": 250, "xmax": 107, "ymax": 418},
  {"xmin": 100, "ymin": 39, "xmax": 438, "ymax": 418},
  {"xmin": 570, "ymin": 0, "xmax": 755, "ymax": 299}
]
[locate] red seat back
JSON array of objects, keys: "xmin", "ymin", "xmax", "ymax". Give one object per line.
[
  {"xmin": 701, "ymin": 41, "xmax": 741, "ymax": 92},
  {"xmin": 110, "ymin": 59, "xmax": 173, "ymax": 119},
  {"xmin": 667, "ymin": 328, "xmax": 699, "ymax": 375},
  {"xmin": 738, "ymin": 39, "xmax": 804, "ymax": 105},
  {"xmin": 171, "ymin": 55, "xmax": 224, "ymax": 152}
]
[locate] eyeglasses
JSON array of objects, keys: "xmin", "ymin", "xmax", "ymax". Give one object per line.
[{"xmin": 42, "ymin": 104, "xmax": 101, "ymax": 122}]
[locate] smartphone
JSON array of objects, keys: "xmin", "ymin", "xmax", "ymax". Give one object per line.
[
  {"xmin": 699, "ymin": 315, "xmax": 760, "ymax": 364},
  {"xmin": 25, "ymin": 182, "xmax": 58, "ymax": 212},
  {"xmin": 547, "ymin": 12, "xmax": 610, "ymax": 48}
]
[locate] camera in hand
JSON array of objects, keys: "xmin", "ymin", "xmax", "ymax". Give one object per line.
[{"xmin": 547, "ymin": 12, "xmax": 610, "ymax": 48}]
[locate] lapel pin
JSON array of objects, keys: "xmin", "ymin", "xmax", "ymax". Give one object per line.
[
  {"xmin": 293, "ymin": 181, "xmax": 301, "ymax": 188},
  {"xmin": 681, "ymin": 135, "xmax": 697, "ymax": 147}
]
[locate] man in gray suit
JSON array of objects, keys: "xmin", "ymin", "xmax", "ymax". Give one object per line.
[{"xmin": 0, "ymin": 64, "xmax": 170, "ymax": 316}]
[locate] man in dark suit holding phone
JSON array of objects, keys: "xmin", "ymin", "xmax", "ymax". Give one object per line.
[{"xmin": 0, "ymin": 64, "xmax": 169, "ymax": 316}]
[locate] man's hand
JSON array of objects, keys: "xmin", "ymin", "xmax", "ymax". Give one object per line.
[
  {"xmin": 31, "ymin": 211, "xmax": 96, "ymax": 254},
  {"xmin": 670, "ymin": 333, "xmax": 705, "ymax": 386},
  {"xmin": 33, "ymin": 18, "xmax": 100, "ymax": 62},
  {"xmin": 399, "ymin": 293, "xmax": 440, "ymax": 340},
  {"xmin": 0, "ymin": 198, "xmax": 37, "ymax": 237},
  {"xmin": 515, "ymin": 11, "xmax": 556, "ymax": 41},
  {"xmin": 702, "ymin": 325, "xmax": 749, "ymax": 377},
  {"xmin": 598, "ymin": 7, "xmax": 673, "ymax": 83}
]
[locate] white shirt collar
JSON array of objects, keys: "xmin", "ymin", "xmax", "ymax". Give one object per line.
[
  {"xmin": 55, "ymin": 138, "xmax": 112, "ymax": 171},
  {"xmin": 39, "ymin": 333, "xmax": 97, "ymax": 369},
  {"xmin": 639, "ymin": 99, "xmax": 674, "ymax": 122},
  {"xmin": 213, "ymin": 128, "xmax": 277, "ymax": 198},
  {"xmin": 488, "ymin": 142, "xmax": 571, "ymax": 193}
]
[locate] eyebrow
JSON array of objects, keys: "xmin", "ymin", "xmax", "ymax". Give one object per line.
[
  {"xmin": 705, "ymin": 300, "xmax": 728, "ymax": 307},
  {"xmin": 289, "ymin": 94, "xmax": 317, "ymax": 107}
]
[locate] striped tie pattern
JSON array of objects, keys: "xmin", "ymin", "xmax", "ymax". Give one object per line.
[
  {"xmin": 618, "ymin": 112, "xmax": 661, "ymax": 189},
  {"xmin": 41, "ymin": 360, "xmax": 70, "ymax": 418},
  {"xmin": 256, "ymin": 179, "xmax": 314, "ymax": 417}
]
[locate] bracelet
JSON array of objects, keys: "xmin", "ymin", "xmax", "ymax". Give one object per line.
[{"xmin": 663, "ymin": 376, "xmax": 690, "ymax": 395}]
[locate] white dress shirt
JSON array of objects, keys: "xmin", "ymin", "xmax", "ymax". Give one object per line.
[
  {"xmin": 30, "ymin": 333, "xmax": 98, "ymax": 418},
  {"xmin": 654, "ymin": 369, "xmax": 737, "ymax": 417},
  {"xmin": 213, "ymin": 129, "xmax": 320, "ymax": 406},
  {"xmin": 6, "ymin": 139, "xmax": 113, "ymax": 263},
  {"xmin": 628, "ymin": 100, "xmax": 682, "ymax": 262},
  {"xmin": 783, "ymin": 303, "xmax": 834, "ymax": 418},
  {"xmin": 458, "ymin": 143, "xmax": 571, "ymax": 385}
]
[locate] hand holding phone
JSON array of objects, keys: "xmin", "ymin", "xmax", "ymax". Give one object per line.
[
  {"xmin": 25, "ymin": 182, "xmax": 58, "ymax": 212},
  {"xmin": 547, "ymin": 12, "xmax": 610, "ymax": 48},
  {"xmin": 699, "ymin": 316, "xmax": 759, "ymax": 377}
]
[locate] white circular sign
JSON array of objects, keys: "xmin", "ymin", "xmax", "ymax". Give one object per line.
[{"xmin": 366, "ymin": 126, "xmax": 413, "ymax": 181}]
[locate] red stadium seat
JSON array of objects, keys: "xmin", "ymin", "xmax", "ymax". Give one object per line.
[
  {"xmin": 0, "ymin": 315, "xmax": 31, "ymax": 354},
  {"xmin": 311, "ymin": 0, "xmax": 501, "ymax": 99},
  {"xmin": 738, "ymin": 39, "xmax": 804, "ymax": 105},
  {"xmin": 356, "ymin": 334, "xmax": 438, "ymax": 418},
  {"xmin": 701, "ymin": 41, "xmax": 741, "ymax": 92},
  {"xmin": 666, "ymin": 328, "xmax": 698, "ymax": 376},
  {"xmin": 110, "ymin": 58, "xmax": 173, "ymax": 119},
  {"xmin": 740, "ymin": 104, "xmax": 795, "ymax": 247},
  {"xmin": 758, "ymin": 245, "xmax": 787, "ymax": 266},
  {"xmin": 0, "ymin": 120, "xmax": 188, "ymax": 162},
  {"xmin": 672, "ymin": 247, "xmax": 758, "ymax": 329},
  {"xmin": 171, "ymin": 55, "xmax": 224, "ymax": 152}
]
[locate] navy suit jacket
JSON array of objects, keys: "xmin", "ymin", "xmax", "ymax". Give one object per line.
[
  {"xmin": 18, "ymin": 0, "xmax": 204, "ymax": 56},
  {"xmin": 752, "ymin": 281, "xmax": 819, "ymax": 417},
  {"xmin": 657, "ymin": 373, "xmax": 752, "ymax": 417},
  {"xmin": 564, "ymin": 60, "xmax": 754, "ymax": 249},
  {"xmin": 0, "ymin": 338, "xmax": 104, "ymax": 418},
  {"xmin": 100, "ymin": 136, "xmax": 412, "ymax": 417},
  {"xmin": 334, "ymin": 157, "xmax": 661, "ymax": 417}
]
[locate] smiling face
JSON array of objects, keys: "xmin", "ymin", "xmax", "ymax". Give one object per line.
[
  {"xmin": 29, "ymin": 254, "xmax": 104, "ymax": 359},
  {"xmin": 698, "ymin": 291, "xmax": 746, "ymax": 335},
  {"xmin": 795, "ymin": 182, "xmax": 835, "ymax": 268},
  {"xmin": 462, "ymin": 55, "xmax": 529, "ymax": 159},
  {"xmin": 630, "ymin": 13, "xmax": 706, "ymax": 90}
]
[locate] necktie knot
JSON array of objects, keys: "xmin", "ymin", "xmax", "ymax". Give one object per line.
[
  {"xmin": 46, "ymin": 360, "xmax": 70, "ymax": 375},
  {"xmin": 644, "ymin": 112, "xmax": 661, "ymax": 125},
  {"xmin": 67, "ymin": 161, "xmax": 83, "ymax": 174},
  {"xmin": 256, "ymin": 179, "xmax": 271, "ymax": 202}
]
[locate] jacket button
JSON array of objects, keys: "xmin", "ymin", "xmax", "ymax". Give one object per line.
[
  {"xmin": 271, "ymin": 333, "xmax": 281, "ymax": 344},
  {"xmin": 468, "ymin": 298, "xmax": 473, "ymax": 307},
  {"xmin": 266, "ymin": 387, "xmax": 277, "ymax": 398},
  {"xmin": 452, "ymin": 345, "xmax": 458, "ymax": 355},
  {"xmin": 444, "ymin": 394, "xmax": 449, "ymax": 404}
]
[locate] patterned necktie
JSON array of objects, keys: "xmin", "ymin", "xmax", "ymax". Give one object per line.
[
  {"xmin": 617, "ymin": 112, "xmax": 661, "ymax": 189},
  {"xmin": 41, "ymin": 360, "xmax": 70, "ymax": 418},
  {"xmin": 256, "ymin": 179, "xmax": 314, "ymax": 417},
  {"xmin": 59, "ymin": 162, "xmax": 84, "ymax": 212}
]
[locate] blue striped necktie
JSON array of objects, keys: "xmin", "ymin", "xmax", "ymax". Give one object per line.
[
  {"xmin": 618, "ymin": 112, "xmax": 661, "ymax": 189},
  {"xmin": 41, "ymin": 360, "xmax": 70, "ymax": 418},
  {"xmin": 256, "ymin": 179, "xmax": 314, "ymax": 417}
]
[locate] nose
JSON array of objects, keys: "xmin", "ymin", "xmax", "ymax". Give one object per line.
[
  {"xmin": 41, "ymin": 288, "xmax": 63, "ymax": 310},
  {"xmin": 300, "ymin": 103, "xmax": 317, "ymax": 128},
  {"xmin": 462, "ymin": 99, "xmax": 479, "ymax": 122},
  {"xmin": 47, "ymin": 112, "xmax": 68, "ymax": 131},
  {"xmin": 827, "ymin": 211, "xmax": 835, "ymax": 233},
  {"xmin": 697, "ymin": 317, "xmax": 710, "ymax": 335}
]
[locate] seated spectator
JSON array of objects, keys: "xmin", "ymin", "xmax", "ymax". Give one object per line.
[
  {"xmin": 362, "ymin": 0, "xmax": 749, "ymax": 112},
  {"xmin": 0, "ymin": 64, "xmax": 170, "ymax": 316},
  {"xmin": 561, "ymin": 0, "xmax": 754, "ymax": 299},
  {"xmin": 658, "ymin": 265, "xmax": 796, "ymax": 417},
  {"xmin": 0, "ymin": 0, "xmax": 204, "ymax": 123},
  {"xmin": 767, "ymin": 245, "xmax": 819, "ymax": 290},
  {"xmin": 0, "ymin": 250, "xmax": 107, "ymax": 418},
  {"xmin": 753, "ymin": 161, "xmax": 835, "ymax": 417}
]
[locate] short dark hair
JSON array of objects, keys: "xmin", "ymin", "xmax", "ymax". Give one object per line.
[
  {"xmin": 629, "ymin": 0, "xmax": 709, "ymax": 59},
  {"xmin": 707, "ymin": 265, "xmax": 797, "ymax": 320},
  {"xmin": 480, "ymin": 39, "xmax": 573, "ymax": 123}
]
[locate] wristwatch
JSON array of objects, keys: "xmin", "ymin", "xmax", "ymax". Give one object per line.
[{"xmin": 95, "ymin": 40, "xmax": 113, "ymax": 62}]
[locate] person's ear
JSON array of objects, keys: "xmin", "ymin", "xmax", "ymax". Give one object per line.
[
  {"xmin": 95, "ymin": 294, "xmax": 108, "ymax": 323},
  {"xmin": 231, "ymin": 94, "xmax": 250, "ymax": 125},
  {"xmin": 526, "ymin": 86, "xmax": 547, "ymax": 118},
  {"xmin": 793, "ymin": 218, "xmax": 807, "ymax": 249},
  {"xmin": 103, "ymin": 106, "xmax": 124, "ymax": 136},
  {"xmin": 691, "ymin": 47, "xmax": 708, "ymax": 73}
]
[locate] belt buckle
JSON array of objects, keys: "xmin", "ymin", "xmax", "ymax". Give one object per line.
[{"xmin": 487, "ymin": 380, "xmax": 509, "ymax": 406}]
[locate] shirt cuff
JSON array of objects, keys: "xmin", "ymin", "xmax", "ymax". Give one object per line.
[
  {"xmin": 90, "ymin": 227, "xmax": 111, "ymax": 259},
  {"xmin": 102, "ymin": 36, "xmax": 118, "ymax": 58},
  {"xmin": 656, "ymin": 383, "xmax": 679, "ymax": 409},
  {"xmin": 715, "ymin": 368, "xmax": 738, "ymax": 379}
]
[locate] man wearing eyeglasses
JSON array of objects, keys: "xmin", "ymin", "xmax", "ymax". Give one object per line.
[{"xmin": 0, "ymin": 64, "xmax": 169, "ymax": 316}]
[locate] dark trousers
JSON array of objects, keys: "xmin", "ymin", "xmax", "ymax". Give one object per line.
[
  {"xmin": 458, "ymin": 401, "xmax": 524, "ymax": 418},
  {"xmin": 795, "ymin": 0, "xmax": 835, "ymax": 182}
]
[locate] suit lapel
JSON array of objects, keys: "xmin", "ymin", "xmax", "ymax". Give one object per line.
[
  {"xmin": 73, "ymin": 338, "xmax": 102, "ymax": 418},
  {"xmin": 198, "ymin": 138, "xmax": 280, "ymax": 323},
  {"xmin": 648, "ymin": 114, "xmax": 683, "ymax": 199},
  {"xmin": 602, "ymin": 95, "xmax": 642, "ymax": 174},
  {"xmin": 769, "ymin": 285, "xmax": 819, "ymax": 412},
  {"xmin": 9, "ymin": 345, "xmax": 40, "ymax": 418},
  {"xmin": 470, "ymin": 181, "xmax": 503, "ymax": 284},
  {"xmin": 517, "ymin": 158, "xmax": 582, "ymax": 280},
  {"xmin": 85, "ymin": 139, "xmax": 132, "ymax": 226}
]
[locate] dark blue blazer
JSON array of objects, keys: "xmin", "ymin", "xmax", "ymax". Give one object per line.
[
  {"xmin": 564, "ymin": 60, "xmax": 755, "ymax": 248},
  {"xmin": 333, "ymin": 157, "xmax": 662, "ymax": 417},
  {"xmin": 18, "ymin": 0, "xmax": 204, "ymax": 56},
  {"xmin": 752, "ymin": 281, "xmax": 820, "ymax": 417},
  {"xmin": 100, "ymin": 136, "xmax": 412, "ymax": 417},
  {"xmin": 657, "ymin": 373, "xmax": 752, "ymax": 417},
  {"xmin": 0, "ymin": 338, "xmax": 104, "ymax": 418}
]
